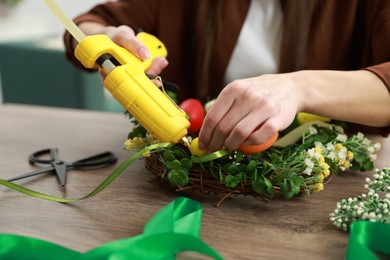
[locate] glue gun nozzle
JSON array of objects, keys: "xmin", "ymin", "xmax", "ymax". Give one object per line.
[{"xmin": 181, "ymin": 136, "xmax": 190, "ymax": 148}]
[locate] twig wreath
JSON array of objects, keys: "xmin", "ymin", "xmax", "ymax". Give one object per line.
[{"xmin": 124, "ymin": 93, "xmax": 381, "ymax": 205}]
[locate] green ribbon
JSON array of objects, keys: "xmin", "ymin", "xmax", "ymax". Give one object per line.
[
  {"xmin": 191, "ymin": 149, "xmax": 230, "ymax": 163},
  {"xmin": 0, "ymin": 143, "xmax": 173, "ymax": 202},
  {"xmin": 347, "ymin": 221, "xmax": 390, "ymax": 260},
  {"xmin": 0, "ymin": 197, "xmax": 223, "ymax": 259}
]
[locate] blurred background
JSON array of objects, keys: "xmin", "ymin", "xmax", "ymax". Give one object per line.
[{"xmin": 0, "ymin": 0, "xmax": 123, "ymax": 112}]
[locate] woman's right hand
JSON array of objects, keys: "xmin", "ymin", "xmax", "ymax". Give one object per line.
[{"xmin": 77, "ymin": 22, "xmax": 169, "ymax": 76}]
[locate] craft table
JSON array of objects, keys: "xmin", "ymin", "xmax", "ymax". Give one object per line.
[{"xmin": 0, "ymin": 104, "xmax": 389, "ymax": 259}]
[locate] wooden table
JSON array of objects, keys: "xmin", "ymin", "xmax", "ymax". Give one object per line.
[{"xmin": 0, "ymin": 104, "xmax": 388, "ymax": 259}]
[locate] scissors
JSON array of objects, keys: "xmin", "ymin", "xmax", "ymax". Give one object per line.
[{"xmin": 7, "ymin": 148, "xmax": 117, "ymax": 187}]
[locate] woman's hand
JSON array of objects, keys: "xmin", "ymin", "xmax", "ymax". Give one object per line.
[
  {"xmin": 198, "ymin": 69, "xmax": 390, "ymax": 152},
  {"xmin": 198, "ymin": 73, "xmax": 303, "ymax": 152},
  {"xmin": 78, "ymin": 23, "xmax": 168, "ymax": 76}
]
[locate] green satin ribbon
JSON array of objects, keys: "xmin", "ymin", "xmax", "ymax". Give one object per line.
[
  {"xmin": 0, "ymin": 143, "xmax": 173, "ymax": 202},
  {"xmin": 347, "ymin": 221, "xmax": 390, "ymax": 260},
  {"xmin": 0, "ymin": 197, "xmax": 223, "ymax": 259},
  {"xmin": 191, "ymin": 149, "xmax": 230, "ymax": 163},
  {"xmin": 0, "ymin": 143, "xmax": 230, "ymax": 202}
]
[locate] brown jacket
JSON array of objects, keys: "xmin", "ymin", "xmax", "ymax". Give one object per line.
[{"xmin": 64, "ymin": 0, "xmax": 390, "ymax": 134}]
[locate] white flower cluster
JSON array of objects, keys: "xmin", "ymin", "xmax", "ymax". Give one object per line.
[{"xmin": 329, "ymin": 167, "xmax": 390, "ymax": 231}]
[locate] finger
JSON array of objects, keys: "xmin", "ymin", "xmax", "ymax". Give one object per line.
[
  {"xmin": 206, "ymin": 101, "xmax": 253, "ymax": 151},
  {"xmin": 224, "ymin": 111, "xmax": 269, "ymax": 150},
  {"xmin": 242, "ymin": 117, "xmax": 280, "ymax": 146},
  {"xmin": 110, "ymin": 25, "xmax": 150, "ymax": 60},
  {"xmin": 146, "ymin": 57, "xmax": 169, "ymax": 76},
  {"xmin": 98, "ymin": 69, "xmax": 107, "ymax": 83},
  {"xmin": 198, "ymin": 94, "xmax": 234, "ymax": 150}
]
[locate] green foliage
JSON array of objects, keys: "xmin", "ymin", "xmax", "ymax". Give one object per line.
[
  {"xmin": 163, "ymin": 147, "xmax": 192, "ymax": 186},
  {"xmin": 127, "ymin": 118, "xmax": 381, "ymax": 201},
  {"xmin": 1, "ymin": 0, "xmax": 23, "ymax": 5},
  {"xmin": 330, "ymin": 167, "xmax": 390, "ymax": 231}
]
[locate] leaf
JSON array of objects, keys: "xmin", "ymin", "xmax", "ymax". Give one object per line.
[
  {"xmin": 315, "ymin": 131, "xmax": 329, "ymax": 143},
  {"xmin": 363, "ymin": 160, "xmax": 374, "ymax": 171},
  {"xmin": 252, "ymin": 178, "xmax": 267, "ymax": 194},
  {"xmin": 291, "ymin": 181, "xmax": 301, "ymax": 195},
  {"xmin": 163, "ymin": 150, "xmax": 176, "ymax": 162},
  {"xmin": 354, "ymin": 151, "xmax": 367, "ymax": 163},
  {"xmin": 127, "ymin": 126, "xmax": 147, "ymax": 139},
  {"xmin": 263, "ymin": 177, "xmax": 274, "ymax": 197},
  {"xmin": 280, "ymin": 179, "xmax": 294, "ymax": 199},
  {"xmin": 167, "ymin": 169, "xmax": 189, "ymax": 186},
  {"xmin": 245, "ymin": 160, "xmax": 258, "ymax": 173},
  {"xmin": 225, "ymin": 174, "xmax": 240, "ymax": 188},
  {"xmin": 227, "ymin": 164, "xmax": 238, "ymax": 174},
  {"xmin": 235, "ymin": 152, "xmax": 244, "ymax": 163},
  {"xmin": 349, "ymin": 162, "xmax": 362, "ymax": 172},
  {"xmin": 171, "ymin": 159, "xmax": 182, "ymax": 170},
  {"xmin": 180, "ymin": 158, "xmax": 193, "ymax": 169},
  {"xmin": 174, "ymin": 148, "xmax": 187, "ymax": 159}
]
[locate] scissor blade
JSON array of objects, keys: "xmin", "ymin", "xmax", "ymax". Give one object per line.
[
  {"xmin": 7, "ymin": 166, "xmax": 55, "ymax": 182},
  {"xmin": 52, "ymin": 162, "xmax": 67, "ymax": 187}
]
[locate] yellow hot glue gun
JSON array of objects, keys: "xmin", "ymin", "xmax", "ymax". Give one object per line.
[
  {"xmin": 74, "ymin": 33, "xmax": 190, "ymax": 143},
  {"xmin": 44, "ymin": 0, "xmax": 189, "ymax": 143}
]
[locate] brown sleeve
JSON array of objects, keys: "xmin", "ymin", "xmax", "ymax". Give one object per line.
[
  {"xmin": 365, "ymin": 62, "xmax": 390, "ymax": 94},
  {"xmin": 361, "ymin": 2, "xmax": 390, "ymax": 136},
  {"xmin": 364, "ymin": 1, "xmax": 390, "ymax": 92}
]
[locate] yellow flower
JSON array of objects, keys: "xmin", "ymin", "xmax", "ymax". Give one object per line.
[
  {"xmin": 124, "ymin": 139, "xmax": 132, "ymax": 149},
  {"xmin": 346, "ymin": 151, "xmax": 354, "ymax": 161},
  {"xmin": 335, "ymin": 143, "xmax": 344, "ymax": 151},
  {"xmin": 323, "ymin": 169, "xmax": 330, "ymax": 177},
  {"xmin": 143, "ymin": 151, "xmax": 151, "ymax": 157},
  {"xmin": 315, "ymin": 173, "xmax": 325, "ymax": 182},
  {"xmin": 313, "ymin": 183, "xmax": 324, "ymax": 192},
  {"xmin": 146, "ymin": 134, "xmax": 158, "ymax": 144},
  {"xmin": 315, "ymin": 146, "xmax": 323, "ymax": 154},
  {"xmin": 343, "ymin": 160, "xmax": 351, "ymax": 169},
  {"xmin": 132, "ymin": 137, "xmax": 145, "ymax": 149}
]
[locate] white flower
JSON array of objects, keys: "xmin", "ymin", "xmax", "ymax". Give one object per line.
[
  {"xmin": 373, "ymin": 143, "xmax": 381, "ymax": 152},
  {"xmin": 336, "ymin": 134, "xmax": 347, "ymax": 142},
  {"xmin": 362, "ymin": 137, "xmax": 372, "ymax": 146},
  {"xmin": 367, "ymin": 146, "xmax": 375, "ymax": 154},
  {"xmin": 308, "ymin": 126, "xmax": 318, "ymax": 135},
  {"xmin": 327, "ymin": 151, "xmax": 336, "ymax": 160},
  {"xmin": 304, "ymin": 158, "xmax": 314, "ymax": 169},
  {"xmin": 306, "ymin": 148, "xmax": 315, "ymax": 157},
  {"xmin": 369, "ymin": 154, "xmax": 377, "ymax": 162},
  {"xmin": 303, "ymin": 167, "xmax": 312, "ymax": 176},
  {"xmin": 326, "ymin": 143, "xmax": 335, "ymax": 151},
  {"xmin": 356, "ymin": 132, "xmax": 365, "ymax": 140},
  {"xmin": 334, "ymin": 125, "xmax": 344, "ymax": 133},
  {"xmin": 337, "ymin": 148, "xmax": 347, "ymax": 160}
]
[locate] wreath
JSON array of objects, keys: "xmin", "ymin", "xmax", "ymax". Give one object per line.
[{"xmin": 123, "ymin": 92, "xmax": 381, "ymax": 205}]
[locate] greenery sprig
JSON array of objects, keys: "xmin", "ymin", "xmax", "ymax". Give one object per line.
[{"xmin": 330, "ymin": 167, "xmax": 390, "ymax": 231}]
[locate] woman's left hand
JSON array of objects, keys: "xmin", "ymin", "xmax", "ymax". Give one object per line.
[{"xmin": 198, "ymin": 73, "xmax": 303, "ymax": 152}]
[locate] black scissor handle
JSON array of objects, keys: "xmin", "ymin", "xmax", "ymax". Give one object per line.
[
  {"xmin": 28, "ymin": 148, "xmax": 59, "ymax": 165},
  {"xmin": 71, "ymin": 151, "xmax": 117, "ymax": 168}
]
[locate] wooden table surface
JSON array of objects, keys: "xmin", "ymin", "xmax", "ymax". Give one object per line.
[{"xmin": 0, "ymin": 104, "xmax": 389, "ymax": 260}]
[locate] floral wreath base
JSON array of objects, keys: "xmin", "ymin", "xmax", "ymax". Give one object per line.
[
  {"xmin": 143, "ymin": 150, "xmax": 271, "ymax": 204},
  {"xmin": 125, "ymin": 120, "xmax": 381, "ymax": 205}
]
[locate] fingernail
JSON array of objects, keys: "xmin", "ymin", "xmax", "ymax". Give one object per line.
[
  {"xmin": 198, "ymin": 141, "xmax": 206, "ymax": 150},
  {"xmin": 138, "ymin": 47, "xmax": 150, "ymax": 60},
  {"xmin": 159, "ymin": 58, "xmax": 169, "ymax": 67}
]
